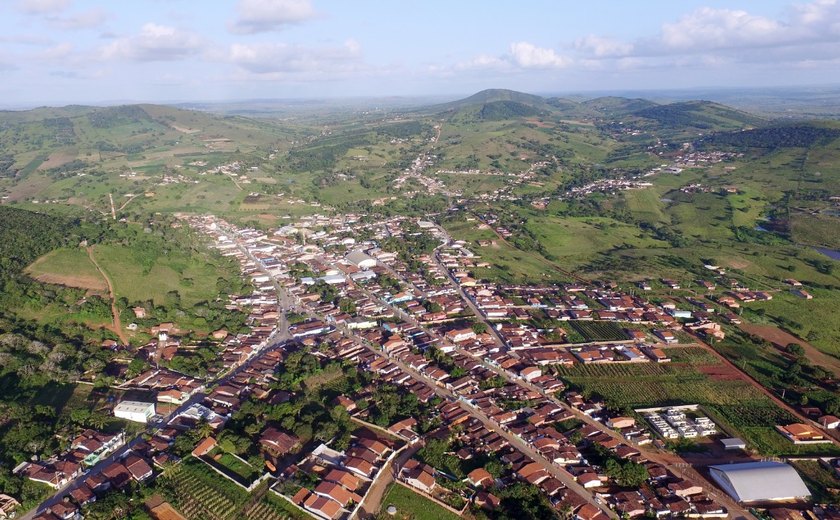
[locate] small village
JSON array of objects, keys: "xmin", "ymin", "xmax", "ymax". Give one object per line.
[{"xmin": 17, "ymin": 210, "xmax": 840, "ymax": 520}]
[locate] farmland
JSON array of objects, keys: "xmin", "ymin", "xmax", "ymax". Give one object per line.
[
  {"xmin": 568, "ymin": 320, "xmax": 628, "ymax": 342},
  {"xmin": 553, "ymin": 347, "xmax": 840, "ymax": 456},
  {"xmin": 160, "ymin": 458, "xmax": 296, "ymax": 520}
]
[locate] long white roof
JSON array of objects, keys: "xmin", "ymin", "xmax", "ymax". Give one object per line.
[{"xmin": 709, "ymin": 461, "xmax": 811, "ymax": 503}]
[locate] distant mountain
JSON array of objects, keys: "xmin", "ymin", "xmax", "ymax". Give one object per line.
[
  {"xmin": 434, "ymin": 89, "xmax": 549, "ymax": 112},
  {"xmin": 631, "ymin": 100, "xmax": 766, "ymax": 130},
  {"xmin": 582, "ymin": 96, "xmax": 658, "ymax": 117}
]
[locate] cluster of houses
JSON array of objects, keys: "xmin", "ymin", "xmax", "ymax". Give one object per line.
[
  {"xmin": 178, "ymin": 214, "xmax": 738, "ymax": 520},
  {"xmin": 287, "ymin": 435, "xmax": 394, "ymax": 520}
]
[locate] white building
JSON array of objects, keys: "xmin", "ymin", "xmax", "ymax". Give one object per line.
[
  {"xmin": 709, "ymin": 461, "xmax": 811, "ymax": 503},
  {"xmin": 345, "ymin": 250, "xmax": 377, "ymax": 270},
  {"xmin": 113, "ymin": 401, "xmax": 156, "ymax": 423}
]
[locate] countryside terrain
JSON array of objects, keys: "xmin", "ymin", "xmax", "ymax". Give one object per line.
[{"xmin": 1, "ymin": 89, "xmax": 840, "ymax": 519}]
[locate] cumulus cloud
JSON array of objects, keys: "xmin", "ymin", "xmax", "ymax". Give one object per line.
[
  {"xmin": 228, "ymin": 39, "xmax": 362, "ymax": 77},
  {"xmin": 102, "ymin": 23, "xmax": 203, "ymax": 62},
  {"xmin": 230, "ymin": 0, "xmax": 319, "ymax": 34},
  {"xmin": 661, "ymin": 7, "xmax": 784, "ymax": 50},
  {"xmin": 456, "ymin": 42, "xmax": 571, "ymax": 73},
  {"xmin": 17, "ymin": 0, "xmax": 69, "ymax": 15},
  {"xmin": 568, "ymin": 0, "xmax": 840, "ymax": 74},
  {"xmin": 509, "ymin": 42, "xmax": 571, "ymax": 69}
]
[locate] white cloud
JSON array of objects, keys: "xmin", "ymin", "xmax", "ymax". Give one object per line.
[
  {"xmin": 102, "ymin": 23, "xmax": 203, "ymax": 62},
  {"xmin": 230, "ymin": 0, "xmax": 319, "ymax": 34},
  {"xmin": 575, "ymin": 35, "xmax": 633, "ymax": 58},
  {"xmin": 228, "ymin": 40, "xmax": 362, "ymax": 77},
  {"xmin": 509, "ymin": 42, "xmax": 571, "ymax": 69},
  {"xmin": 46, "ymin": 8, "xmax": 107, "ymax": 30},
  {"xmin": 17, "ymin": 0, "xmax": 69, "ymax": 15},
  {"xmin": 661, "ymin": 7, "xmax": 783, "ymax": 50}
]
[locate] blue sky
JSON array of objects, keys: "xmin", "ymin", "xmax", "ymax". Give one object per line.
[{"xmin": 1, "ymin": 0, "xmax": 839, "ymax": 105}]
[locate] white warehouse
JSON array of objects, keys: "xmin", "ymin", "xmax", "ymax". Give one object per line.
[{"xmin": 113, "ymin": 400, "xmax": 156, "ymax": 423}]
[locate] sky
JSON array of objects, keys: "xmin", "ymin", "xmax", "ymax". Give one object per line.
[{"xmin": 2, "ymin": 0, "xmax": 840, "ymax": 106}]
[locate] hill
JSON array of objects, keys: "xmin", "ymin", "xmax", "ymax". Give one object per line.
[
  {"xmin": 582, "ymin": 96, "xmax": 658, "ymax": 117},
  {"xmin": 631, "ymin": 100, "xmax": 766, "ymax": 130},
  {"xmin": 434, "ymin": 88, "xmax": 549, "ymax": 112}
]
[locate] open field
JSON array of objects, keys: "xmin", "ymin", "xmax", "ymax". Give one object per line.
[
  {"xmin": 91, "ymin": 243, "xmax": 227, "ymax": 307},
  {"xmin": 380, "ymin": 482, "xmax": 461, "ymax": 520},
  {"xmin": 740, "ymin": 323, "xmax": 840, "ymax": 376},
  {"xmin": 25, "ymin": 247, "xmax": 107, "ymax": 291}
]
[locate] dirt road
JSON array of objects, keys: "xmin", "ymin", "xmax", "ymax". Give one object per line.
[{"xmin": 87, "ymin": 246, "xmax": 129, "ymax": 345}]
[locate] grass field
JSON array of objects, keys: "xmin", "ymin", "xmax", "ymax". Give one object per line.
[
  {"xmin": 380, "ymin": 483, "xmax": 460, "ymax": 520},
  {"xmin": 26, "ymin": 247, "xmax": 107, "ymax": 291},
  {"xmin": 91, "ymin": 243, "xmax": 225, "ymax": 307}
]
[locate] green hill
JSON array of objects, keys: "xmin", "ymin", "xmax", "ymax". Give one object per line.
[
  {"xmin": 582, "ymin": 96, "xmax": 658, "ymax": 117},
  {"xmin": 434, "ymin": 89, "xmax": 548, "ymax": 112},
  {"xmin": 632, "ymin": 100, "xmax": 766, "ymax": 130}
]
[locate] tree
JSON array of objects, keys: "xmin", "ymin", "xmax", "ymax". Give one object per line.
[
  {"xmin": 605, "ymin": 459, "xmax": 649, "ymax": 487},
  {"xmin": 786, "ymin": 343, "xmax": 805, "ymax": 358},
  {"xmin": 472, "ymin": 322, "xmax": 488, "ymax": 334}
]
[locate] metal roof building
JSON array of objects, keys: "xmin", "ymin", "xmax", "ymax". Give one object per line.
[{"xmin": 709, "ymin": 461, "xmax": 811, "ymax": 503}]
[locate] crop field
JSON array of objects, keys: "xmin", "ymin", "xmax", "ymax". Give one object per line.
[
  {"xmin": 25, "ymin": 247, "xmax": 107, "ymax": 291},
  {"xmin": 554, "ymin": 347, "xmax": 840, "ymax": 456},
  {"xmin": 380, "ymin": 483, "xmax": 460, "ymax": 520},
  {"xmin": 569, "ymin": 320, "xmax": 628, "ymax": 342},
  {"xmin": 164, "ymin": 458, "xmax": 248, "ymax": 520}
]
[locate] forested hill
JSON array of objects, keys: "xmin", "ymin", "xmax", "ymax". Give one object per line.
[{"xmin": 0, "ymin": 207, "xmax": 83, "ymax": 277}]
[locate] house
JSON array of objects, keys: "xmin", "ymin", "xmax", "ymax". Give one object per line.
[
  {"xmin": 607, "ymin": 417, "xmax": 635, "ymax": 430},
  {"xmin": 69, "ymin": 484, "xmax": 96, "ymax": 506},
  {"xmin": 401, "ymin": 459, "xmax": 436, "ymax": 493},
  {"xmin": 49, "ymin": 501, "xmax": 78, "ymax": 520},
  {"xmin": 314, "ymin": 481, "xmax": 354, "ymax": 508},
  {"xmin": 323, "ymin": 468, "xmax": 361, "ymax": 492},
  {"xmin": 467, "ymin": 467, "xmax": 494, "ymax": 488},
  {"xmin": 520, "ymin": 366, "xmax": 542, "ymax": 382},
  {"xmin": 777, "ymin": 423, "xmax": 829, "ymax": 443},
  {"xmin": 654, "ymin": 330, "xmax": 677, "ymax": 344},
  {"xmin": 819, "ymin": 415, "xmax": 840, "ymax": 429},
  {"xmin": 303, "ymin": 492, "xmax": 343, "ymax": 520},
  {"xmin": 124, "ymin": 455, "xmax": 154, "ymax": 482},
  {"xmin": 192, "ymin": 436, "xmax": 217, "ymax": 457},
  {"xmin": 260, "ymin": 427, "xmax": 301, "ymax": 458},
  {"xmin": 445, "ymin": 327, "xmax": 477, "ymax": 343}
]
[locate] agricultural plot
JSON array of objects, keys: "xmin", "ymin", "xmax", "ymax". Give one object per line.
[
  {"xmin": 569, "ymin": 320, "xmax": 628, "ymax": 342},
  {"xmin": 554, "ymin": 351, "xmax": 840, "ymax": 456},
  {"xmin": 163, "ymin": 458, "xmax": 248, "ymax": 520}
]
